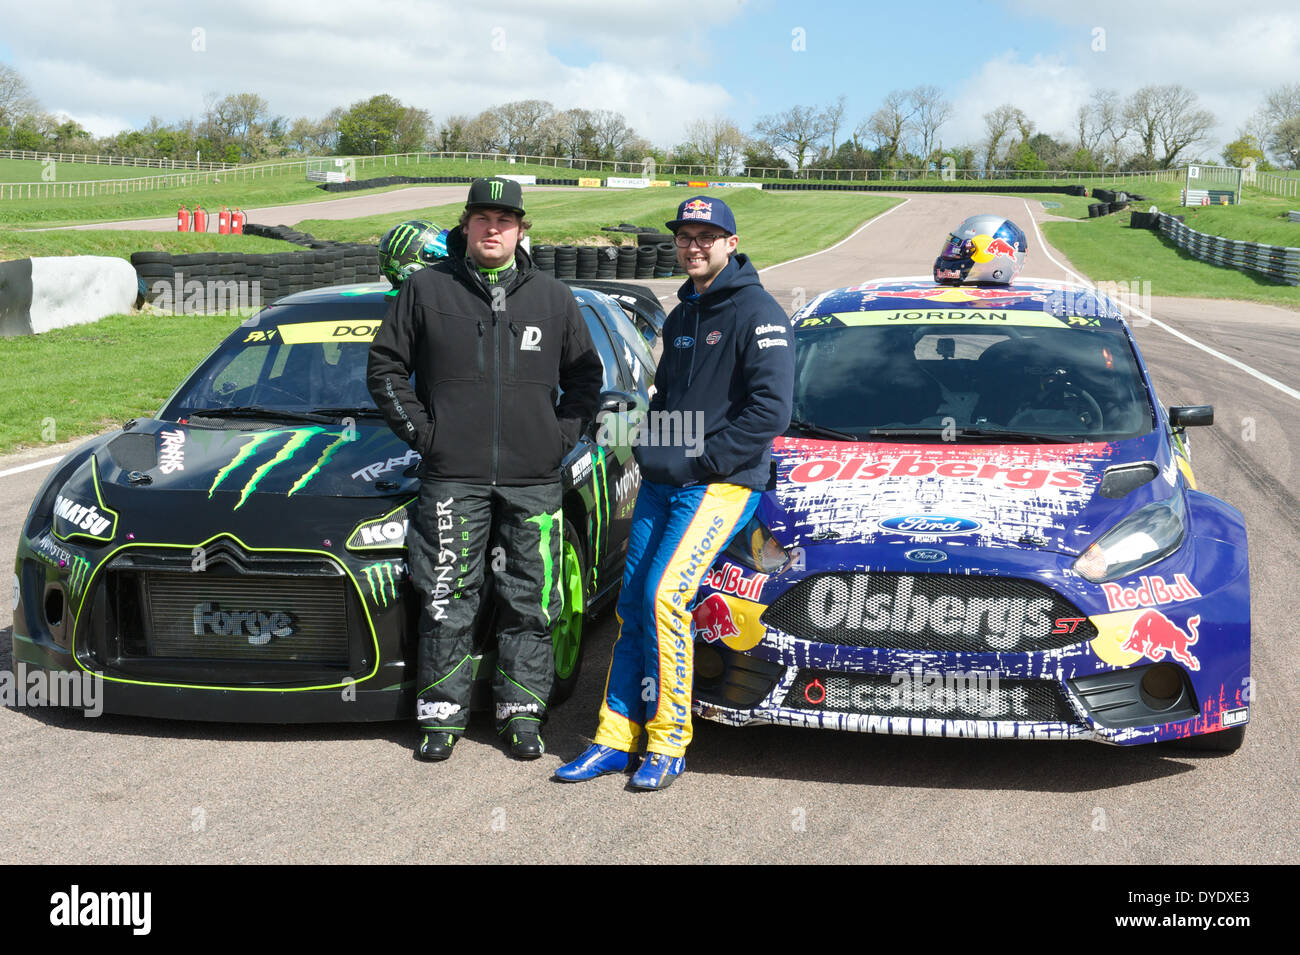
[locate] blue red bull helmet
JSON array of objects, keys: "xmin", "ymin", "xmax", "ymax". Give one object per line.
[
  {"xmin": 933, "ymin": 214, "xmax": 1028, "ymax": 285},
  {"xmin": 378, "ymin": 220, "xmax": 449, "ymax": 288}
]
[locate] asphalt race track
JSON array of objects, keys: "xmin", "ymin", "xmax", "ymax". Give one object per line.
[{"xmin": 1, "ymin": 192, "xmax": 1295, "ymax": 864}]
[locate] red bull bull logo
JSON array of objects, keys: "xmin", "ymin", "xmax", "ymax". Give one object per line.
[
  {"xmin": 1122, "ymin": 609, "xmax": 1201, "ymax": 671},
  {"xmin": 693, "ymin": 593, "xmax": 740, "ymax": 643},
  {"xmin": 682, "ymin": 199, "xmax": 712, "ymax": 219},
  {"xmin": 985, "ymin": 237, "xmax": 1018, "ymax": 258}
]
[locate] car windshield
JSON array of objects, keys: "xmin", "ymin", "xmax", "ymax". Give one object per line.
[
  {"xmin": 791, "ymin": 319, "xmax": 1155, "ymax": 441},
  {"xmin": 168, "ymin": 332, "xmax": 379, "ymax": 416}
]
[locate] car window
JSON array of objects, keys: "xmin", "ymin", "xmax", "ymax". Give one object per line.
[
  {"xmin": 579, "ymin": 305, "xmax": 623, "ymax": 393},
  {"xmin": 793, "ymin": 321, "xmax": 1154, "ymax": 440},
  {"xmin": 589, "ymin": 296, "xmax": 655, "ymax": 390},
  {"xmin": 172, "ymin": 337, "xmax": 377, "ymax": 412}
]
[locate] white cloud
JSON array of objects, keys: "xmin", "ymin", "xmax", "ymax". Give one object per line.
[{"xmin": 0, "ymin": 0, "xmax": 746, "ymax": 148}]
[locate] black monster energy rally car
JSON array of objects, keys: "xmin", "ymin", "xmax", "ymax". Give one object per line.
[{"xmin": 12, "ymin": 282, "xmax": 658, "ymax": 721}]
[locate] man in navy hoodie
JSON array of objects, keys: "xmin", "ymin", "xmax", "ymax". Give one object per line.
[{"xmin": 555, "ymin": 195, "xmax": 793, "ymax": 789}]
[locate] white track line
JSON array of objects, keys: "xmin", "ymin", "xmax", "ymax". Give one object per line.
[
  {"xmin": 1022, "ymin": 199, "xmax": 1300, "ymax": 404},
  {"xmin": 657, "ymin": 197, "xmax": 913, "ymax": 302},
  {"xmin": 0, "ymin": 456, "xmax": 62, "ymax": 480}
]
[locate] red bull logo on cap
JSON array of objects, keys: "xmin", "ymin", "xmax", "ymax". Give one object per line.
[
  {"xmin": 693, "ymin": 593, "xmax": 740, "ymax": 643},
  {"xmin": 1122, "ymin": 609, "xmax": 1201, "ymax": 671},
  {"xmin": 682, "ymin": 199, "xmax": 713, "ymax": 220}
]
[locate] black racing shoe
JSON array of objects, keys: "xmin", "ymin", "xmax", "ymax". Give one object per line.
[
  {"xmin": 509, "ymin": 730, "xmax": 545, "ymax": 760},
  {"xmin": 416, "ymin": 732, "xmax": 458, "ymax": 762}
]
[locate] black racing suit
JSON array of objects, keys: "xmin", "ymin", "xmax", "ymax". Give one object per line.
[{"xmin": 367, "ymin": 231, "xmax": 603, "ymax": 736}]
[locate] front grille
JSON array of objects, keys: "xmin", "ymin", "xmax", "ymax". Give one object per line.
[
  {"xmin": 141, "ymin": 572, "xmax": 349, "ymax": 664},
  {"xmin": 81, "ymin": 541, "xmax": 367, "ymax": 682},
  {"xmin": 763, "ymin": 572, "xmax": 1095, "ymax": 653},
  {"xmin": 785, "ymin": 668, "xmax": 1077, "ymax": 723}
]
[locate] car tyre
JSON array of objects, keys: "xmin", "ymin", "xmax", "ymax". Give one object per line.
[{"xmin": 549, "ymin": 520, "xmax": 590, "ymax": 705}]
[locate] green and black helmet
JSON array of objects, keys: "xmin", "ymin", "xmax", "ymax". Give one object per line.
[{"xmin": 378, "ymin": 220, "xmax": 448, "ymax": 287}]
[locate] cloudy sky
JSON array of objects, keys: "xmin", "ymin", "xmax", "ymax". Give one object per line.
[{"xmin": 1, "ymin": 0, "xmax": 1296, "ymax": 155}]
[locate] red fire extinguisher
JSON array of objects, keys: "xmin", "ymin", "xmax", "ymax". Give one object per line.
[
  {"xmin": 218, "ymin": 206, "xmax": 231, "ymax": 235},
  {"xmin": 177, "ymin": 205, "xmax": 191, "ymax": 232},
  {"xmin": 193, "ymin": 203, "xmax": 208, "ymax": 233},
  {"xmin": 231, "ymin": 208, "xmax": 245, "ymax": 234}
]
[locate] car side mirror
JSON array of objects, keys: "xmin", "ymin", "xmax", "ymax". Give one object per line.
[
  {"xmin": 1169, "ymin": 405, "xmax": 1213, "ymax": 428},
  {"xmin": 599, "ymin": 390, "xmax": 638, "ymax": 415}
]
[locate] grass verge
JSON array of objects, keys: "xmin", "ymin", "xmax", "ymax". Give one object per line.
[
  {"xmin": 1042, "ymin": 212, "xmax": 1300, "ymax": 309},
  {"xmin": 0, "ymin": 228, "xmax": 290, "ymax": 261},
  {"xmin": 0, "ymin": 312, "xmax": 242, "ymax": 453},
  {"xmin": 300, "ymin": 188, "xmax": 903, "ymax": 270}
]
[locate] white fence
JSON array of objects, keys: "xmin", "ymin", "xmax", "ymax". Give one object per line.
[{"xmin": 0, "ymin": 148, "xmax": 237, "ymax": 171}]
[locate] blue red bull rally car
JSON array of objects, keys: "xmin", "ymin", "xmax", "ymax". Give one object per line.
[{"xmin": 689, "ymin": 278, "xmax": 1250, "ymax": 750}]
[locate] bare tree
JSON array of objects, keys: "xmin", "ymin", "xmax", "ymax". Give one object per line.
[
  {"xmin": 908, "ymin": 85, "xmax": 952, "ymax": 163},
  {"xmin": 549, "ymin": 107, "xmax": 595, "ymax": 159},
  {"xmin": 494, "ymin": 99, "xmax": 553, "ymax": 155},
  {"xmin": 0, "ymin": 64, "xmax": 39, "ymax": 130},
  {"xmin": 462, "ymin": 111, "xmax": 502, "ymax": 153},
  {"xmin": 1260, "ymin": 83, "xmax": 1300, "ymax": 167},
  {"xmin": 683, "ymin": 115, "xmax": 745, "ymax": 175},
  {"xmin": 1269, "ymin": 115, "xmax": 1300, "ymax": 169},
  {"xmin": 1088, "ymin": 89, "xmax": 1125, "ymax": 168},
  {"xmin": 981, "ymin": 104, "xmax": 1027, "ymax": 175},
  {"xmin": 866, "ymin": 89, "xmax": 919, "ymax": 166},
  {"xmin": 821, "ymin": 95, "xmax": 848, "ymax": 157},
  {"xmin": 1124, "ymin": 84, "xmax": 1213, "ymax": 168},
  {"xmin": 753, "ymin": 105, "xmax": 828, "ymax": 172},
  {"xmin": 591, "ymin": 109, "xmax": 635, "ymax": 159}
]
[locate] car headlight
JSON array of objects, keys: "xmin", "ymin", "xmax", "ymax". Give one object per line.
[
  {"xmin": 723, "ymin": 515, "xmax": 791, "ymax": 574},
  {"xmin": 1073, "ymin": 494, "xmax": 1186, "ymax": 583}
]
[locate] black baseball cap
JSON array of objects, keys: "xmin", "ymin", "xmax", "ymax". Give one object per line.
[{"xmin": 466, "ymin": 177, "xmax": 526, "ymax": 215}]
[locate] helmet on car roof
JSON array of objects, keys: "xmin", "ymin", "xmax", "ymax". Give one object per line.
[
  {"xmin": 378, "ymin": 220, "xmax": 448, "ymax": 288},
  {"xmin": 933, "ymin": 214, "xmax": 1027, "ymax": 285}
]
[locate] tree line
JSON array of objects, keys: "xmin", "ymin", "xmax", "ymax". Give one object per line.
[{"xmin": 1, "ymin": 64, "xmax": 1297, "ymax": 174}]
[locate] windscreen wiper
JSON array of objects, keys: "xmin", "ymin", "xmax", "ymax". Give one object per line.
[
  {"xmin": 183, "ymin": 406, "xmax": 336, "ymax": 425},
  {"xmin": 788, "ymin": 419, "xmax": 858, "ymax": 441},
  {"xmin": 867, "ymin": 426, "xmax": 1078, "ymax": 443},
  {"xmin": 308, "ymin": 407, "xmax": 387, "ymax": 418}
]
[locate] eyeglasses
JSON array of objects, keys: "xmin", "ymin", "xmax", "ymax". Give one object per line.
[{"xmin": 673, "ymin": 233, "xmax": 728, "ymax": 249}]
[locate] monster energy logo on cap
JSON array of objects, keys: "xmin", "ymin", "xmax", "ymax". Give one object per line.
[{"xmin": 467, "ymin": 177, "xmax": 525, "ymax": 214}]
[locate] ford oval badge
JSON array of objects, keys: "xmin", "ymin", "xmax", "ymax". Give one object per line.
[{"xmin": 880, "ymin": 515, "xmax": 982, "ymax": 535}]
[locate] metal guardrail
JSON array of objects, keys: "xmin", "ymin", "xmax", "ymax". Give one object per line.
[
  {"xmin": 1156, "ymin": 212, "xmax": 1299, "ymax": 285},
  {"xmin": 0, "ymin": 148, "xmax": 237, "ymax": 171}
]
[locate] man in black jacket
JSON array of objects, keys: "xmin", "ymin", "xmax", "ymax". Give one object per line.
[
  {"xmin": 367, "ymin": 178, "xmax": 604, "ymax": 761},
  {"xmin": 555, "ymin": 195, "xmax": 793, "ymax": 789}
]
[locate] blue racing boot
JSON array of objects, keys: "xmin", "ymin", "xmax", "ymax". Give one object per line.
[
  {"xmin": 553, "ymin": 744, "xmax": 632, "ymax": 782},
  {"xmin": 629, "ymin": 752, "xmax": 684, "ymax": 791}
]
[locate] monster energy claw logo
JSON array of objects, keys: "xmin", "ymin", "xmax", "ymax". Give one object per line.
[
  {"xmin": 208, "ymin": 427, "xmax": 350, "ymax": 509},
  {"xmin": 526, "ymin": 509, "xmax": 563, "ymax": 625},
  {"xmin": 67, "ymin": 556, "xmax": 91, "ymax": 597},
  {"xmin": 362, "ymin": 561, "xmax": 403, "ymax": 607},
  {"xmin": 489, "ymin": 180, "xmax": 504, "ymax": 200}
]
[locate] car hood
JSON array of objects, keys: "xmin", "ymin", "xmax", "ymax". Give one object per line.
[
  {"xmin": 99, "ymin": 419, "xmax": 419, "ymax": 502},
  {"xmin": 761, "ymin": 432, "xmax": 1181, "ymax": 558}
]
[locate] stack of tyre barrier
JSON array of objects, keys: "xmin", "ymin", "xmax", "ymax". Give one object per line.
[
  {"xmin": 1152, "ymin": 212, "xmax": 1299, "ymax": 285},
  {"xmin": 526, "ymin": 239, "xmax": 681, "ymax": 280},
  {"xmin": 318, "ymin": 174, "xmax": 580, "ymax": 193},
  {"xmin": 1288, "ymin": 210, "xmax": 1300, "ymax": 223},
  {"xmin": 130, "ymin": 224, "xmax": 383, "ymax": 310},
  {"xmin": 1088, "ymin": 188, "xmax": 1149, "ymax": 218}
]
